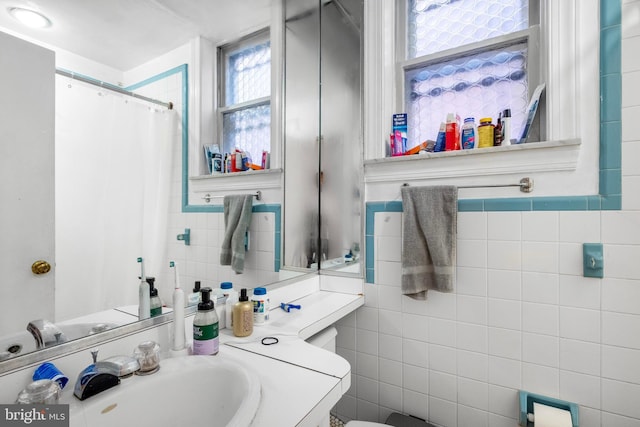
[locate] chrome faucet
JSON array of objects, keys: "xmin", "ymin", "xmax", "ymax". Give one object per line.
[{"xmin": 26, "ymin": 319, "xmax": 66, "ymax": 349}]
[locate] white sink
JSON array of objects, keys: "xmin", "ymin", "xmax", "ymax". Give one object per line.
[{"xmin": 71, "ymin": 356, "xmax": 261, "ymax": 427}]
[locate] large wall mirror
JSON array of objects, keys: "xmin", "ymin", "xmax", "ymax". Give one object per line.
[{"xmin": 0, "ymin": 0, "xmax": 362, "ymax": 371}]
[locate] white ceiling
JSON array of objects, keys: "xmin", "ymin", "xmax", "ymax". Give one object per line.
[{"xmin": 0, "ymin": 0, "xmax": 272, "ymax": 70}]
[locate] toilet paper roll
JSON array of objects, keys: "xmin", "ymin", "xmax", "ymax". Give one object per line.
[{"xmin": 533, "ymin": 402, "xmax": 573, "ymax": 427}]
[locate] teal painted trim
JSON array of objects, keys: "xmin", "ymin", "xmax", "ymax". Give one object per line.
[
  {"xmin": 601, "ymin": 195, "xmax": 622, "ymax": 210},
  {"xmin": 483, "ymin": 198, "xmax": 533, "ymax": 211},
  {"xmin": 458, "ymin": 199, "xmax": 484, "ymax": 212},
  {"xmin": 587, "ymin": 196, "xmax": 602, "ymax": 210},
  {"xmin": 532, "ymin": 196, "xmax": 590, "ymax": 211},
  {"xmin": 123, "ymin": 64, "xmax": 187, "ymax": 91},
  {"xmin": 601, "ymin": 74, "xmax": 622, "ymax": 123},
  {"xmin": 600, "ymin": 121, "xmax": 622, "ymax": 169},
  {"xmin": 601, "ymin": 27, "xmax": 621, "ymax": 76},
  {"xmin": 600, "ymin": 0, "xmax": 621, "ymax": 30}
]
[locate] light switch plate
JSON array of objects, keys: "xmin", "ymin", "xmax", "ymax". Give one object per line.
[{"xmin": 583, "ymin": 243, "xmax": 604, "ymax": 278}]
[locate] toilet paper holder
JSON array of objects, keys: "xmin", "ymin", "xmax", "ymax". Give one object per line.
[{"xmin": 518, "ymin": 390, "xmax": 579, "ymax": 427}]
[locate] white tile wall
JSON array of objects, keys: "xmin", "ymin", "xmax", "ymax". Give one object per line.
[{"xmin": 332, "ymin": 3, "xmax": 640, "ymax": 425}]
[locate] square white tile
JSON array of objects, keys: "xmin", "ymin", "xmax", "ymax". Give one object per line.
[
  {"xmin": 602, "ymin": 277, "xmax": 640, "ymax": 315},
  {"xmin": 488, "ymin": 327, "xmax": 522, "ymax": 360},
  {"xmin": 402, "ymin": 338, "xmax": 429, "ymax": 368},
  {"xmin": 522, "ymin": 363, "xmax": 559, "ymax": 398},
  {"xmin": 403, "ymin": 364, "xmax": 429, "ymax": 394},
  {"xmin": 559, "ymin": 307, "xmax": 600, "ymax": 343},
  {"xmin": 559, "ymin": 370, "xmax": 601, "ymax": 409},
  {"xmin": 429, "ymin": 396, "xmax": 458, "ymax": 427},
  {"xmin": 488, "ymin": 212, "xmax": 521, "ymax": 241},
  {"xmin": 457, "ymin": 294, "xmax": 488, "ymax": 325},
  {"xmin": 559, "ymin": 338, "xmax": 601, "ymax": 376},
  {"xmin": 488, "ymin": 269, "xmax": 522, "ymax": 300},
  {"xmin": 456, "ymin": 267, "xmax": 488, "ymax": 296},
  {"xmin": 523, "ymin": 332, "xmax": 559, "ymax": 367},
  {"xmin": 428, "ymin": 317, "xmax": 456, "ymax": 347},
  {"xmin": 429, "ymin": 344, "xmax": 457, "ymax": 374},
  {"xmin": 559, "ymin": 211, "xmax": 601, "ymax": 243},
  {"xmin": 458, "ymin": 211, "xmax": 487, "ymax": 240},
  {"xmin": 379, "ymin": 357, "xmax": 403, "ymax": 387},
  {"xmin": 488, "ymin": 356, "xmax": 521, "ymax": 389},
  {"xmin": 602, "ymin": 379, "xmax": 640, "ymax": 419},
  {"xmin": 522, "ymin": 241, "xmax": 559, "ymax": 273},
  {"xmin": 378, "ymin": 333, "xmax": 403, "ymax": 362},
  {"xmin": 457, "ymin": 323, "xmax": 488, "ymax": 353},
  {"xmin": 458, "ymin": 377, "xmax": 489, "ymax": 410},
  {"xmin": 602, "ymin": 345, "xmax": 640, "ymax": 384},
  {"xmin": 488, "ymin": 298, "xmax": 522, "ymax": 330},
  {"xmin": 523, "ymin": 302, "xmax": 559, "ymax": 336},
  {"xmin": 487, "ymin": 241, "xmax": 522, "ymax": 271},
  {"xmin": 602, "ymin": 311, "xmax": 640, "ymax": 349},
  {"xmin": 457, "ymin": 350, "xmax": 489, "ymax": 382},
  {"xmin": 522, "ymin": 272, "xmax": 559, "ymax": 304},
  {"xmin": 559, "ymin": 274, "xmax": 601, "ymax": 310},
  {"xmin": 402, "ymin": 313, "xmax": 428, "ymax": 342},
  {"xmin": 522, "ymin": 211, "xmax": 559, "ymax": 242}
]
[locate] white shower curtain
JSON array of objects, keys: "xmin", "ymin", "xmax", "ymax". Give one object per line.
[{"xmin": 54, "ymin": 76, "xmax": 176, "ymax": 321}]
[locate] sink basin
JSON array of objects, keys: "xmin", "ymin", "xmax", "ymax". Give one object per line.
[{"xmin": 71, "ymin": 356, "xmax": 261, "ymax": 427}]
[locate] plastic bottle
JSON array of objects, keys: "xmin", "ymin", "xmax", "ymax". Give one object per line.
[
  {"xmin": 461, "ymin": 117, "xmax": 477, "ymax": 149},
  {"xmin": 494, "ymin": 112, "xmax": 503, "ymax": 146},
  {"xmin": 501, "ymin": 108, "xmax": 512, "ymax": 146},
  {"xmin": 147, "ymin": 277, "xmax": 162, "ymax": 317},
  {"xmin": 434, "ymin": 122, "xmax": 446, "ymax": 152},
  {"xmin": 221, "ymin": 282, "xmax": 239, "ymax": 329},
  {"xmin": 187, "ymin": 281, "xmax": 201, "ymax": 307},
  {"xmin": 445, "ymin": 113, "xmax": 460, "ymax": 151},
  {"xmin": 478, "ymin": 117, "xmax": 495, "ymax": 148},
  {"xmin": 232, "ymin": 288, "xmax": 254, "ymax": 337},
  {"xmin": 192, "ymin": 288, "xmax": 219, "ymax": 356},
  {"xmin": 251, "ymin": 287, "xmax": 270, "ymax": 325}
]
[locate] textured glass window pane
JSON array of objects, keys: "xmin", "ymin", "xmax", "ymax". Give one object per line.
[
  {"xmin": 225, "ymin": 41, "xmax": 271, "ymax": 105},
  {"xmin": 222, "ymin": 104, "xmax": 271, "ymax": 163},
  {"xmin": 408, "ymin": 0, "xmax": 528, "ymax": 58},
  {"xmin": 405, "ymin": 43, "xmax": 528, "ymax": 145}
]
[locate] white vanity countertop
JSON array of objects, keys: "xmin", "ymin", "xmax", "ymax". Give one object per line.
[{"xmin": 217, "ymin": 286, "xmax": 364, "ymax": 426}]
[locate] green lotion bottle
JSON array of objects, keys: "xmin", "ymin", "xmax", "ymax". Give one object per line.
[
  {"xmin": 192, "ymin": 288, "xmax": 219, "ymax": 355},
  {"xmin": 148, "ymin": 277, "xmax": 162, "ymax": 317}
]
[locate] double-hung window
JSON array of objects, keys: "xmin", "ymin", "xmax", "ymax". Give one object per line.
[
  {"xmin": 399, "ymin": 0, "xmax": 541, "ymax": 149},
  {"xmin": 218, "ymin": 30, "xmax": 271, "ymax": 165}
]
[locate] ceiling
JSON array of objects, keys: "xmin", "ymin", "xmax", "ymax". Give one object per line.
[{"xmin": 0, "ymin": 0, "xmax": 272, "ymax": 70}]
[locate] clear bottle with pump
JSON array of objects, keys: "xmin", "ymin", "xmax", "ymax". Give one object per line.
[
  {"xmin": 233, "ymin": 289, "xmax": 254, "ymax": 337},
  {"xmin": 222, "ymin": 282, "xmax": 238, "ymax": 329},
  {"xmin": 147, "ymin": 277, "xmax": 162, "ymax": 317},
  {"xmin": 192, "ymin": 288, "xmax": 219, "ymax": 355},
  {"xmin": 187, "ymin": 281, "xmax": 201, "ymax": 307}
]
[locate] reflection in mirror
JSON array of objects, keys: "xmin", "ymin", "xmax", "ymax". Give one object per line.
[
  {"xmin": 318, "ymin": 0, "xmax": 363, "ymax": 274},
  {"xmin": 0, "ymin": 0, "xmax": 363, "ymax": 372},
  {"xmin": 284, "ymin": 0, "xmax": 321, "ymax": 270}
]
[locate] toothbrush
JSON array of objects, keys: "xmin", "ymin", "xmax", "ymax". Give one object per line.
[
  {"xmin": 170, "ymin": 261, "xmax": 186, "ymax": 351},
  {"xmin": 137, "ymin": 257, "xmax": 150, "ymax": 320}
]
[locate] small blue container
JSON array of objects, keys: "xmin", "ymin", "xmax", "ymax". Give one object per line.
[{"xmin": 33, "ymin": 361, "xmax": 69, "ymax": 389}]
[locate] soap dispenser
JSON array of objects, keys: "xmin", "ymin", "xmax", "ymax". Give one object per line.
[
  {"xmin": 232, "ymin": 288, "xmax": 253, "ymax": 337},
  {"xmin": 147, "ymin": 277, "xmax": 162, "ymax": 317},
  {"xmin": 192, "ymin": 288, "xmax": 219, "ymax": 355},
  {"xmin": 187, "ymin": 281, "xmax": 201, "ymax": 307}
]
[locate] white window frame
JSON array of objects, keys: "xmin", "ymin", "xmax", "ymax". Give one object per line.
[
  {"xmin": 217, "ymin": 29, "xmax": 271, "ymax": 158},
  {"xmin": 363, "ymin": 0, "xmax": 600, "ymax": 199},
  {"xmin": 397, "ymin": 0, "xmax": 542, "ymax": 145}
]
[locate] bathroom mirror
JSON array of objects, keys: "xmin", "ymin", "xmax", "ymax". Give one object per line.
[{"xmin": 0, "ymin": 0, "xmax": 363, "ymax": 371}]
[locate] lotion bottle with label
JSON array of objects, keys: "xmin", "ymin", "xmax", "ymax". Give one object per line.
[{"xmin": 232, "ymin": 288, "xmax": 253, "ymax": 337}]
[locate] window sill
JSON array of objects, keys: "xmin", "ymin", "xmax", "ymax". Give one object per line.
[
  {"xmin": 190, "ymin": 168, "xmax": 283, "ymax": 194},
  {"xmin": 364, "ymin": 139, "xmax": 581, "ymax": 183}
]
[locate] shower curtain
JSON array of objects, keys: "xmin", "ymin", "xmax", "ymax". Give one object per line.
[{"xmin": 54, "ymin": 75, "xmax": 176, "ymax": 321}]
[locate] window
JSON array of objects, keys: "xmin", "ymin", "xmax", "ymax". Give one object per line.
[
  {"xmin": 219, "ymin": 30, "xmax": 271, "ymax": 165},
  {"xmin": 400, "ymin": 0, "xmax": 540, "ymax": 148}
]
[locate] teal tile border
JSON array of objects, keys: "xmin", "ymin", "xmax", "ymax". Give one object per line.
[
  {"xmin": 125, "ymin": 65, "xmax": 281, "ymax": 272},
  {"xmin": 365, "ymin": 0, "xmax": 622, "ymax": 283}
]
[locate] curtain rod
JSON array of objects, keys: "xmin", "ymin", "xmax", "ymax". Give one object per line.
[
  {"xmin": 403, "ymin": 177, "xmax": 533, "ymax": 193},
  {"xmin": 56, "ymin": 68, "xmax": 173, "ymax": 110}
]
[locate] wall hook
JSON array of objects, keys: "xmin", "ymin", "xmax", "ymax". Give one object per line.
[{"xmin": 177, "ymin": 228, "xmax": 190, "ymax": 246}]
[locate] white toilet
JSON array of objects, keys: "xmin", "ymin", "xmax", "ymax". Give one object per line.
[{"xmin": 306, "ymin": 328, "xmax": 387, "ymax": 427}]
